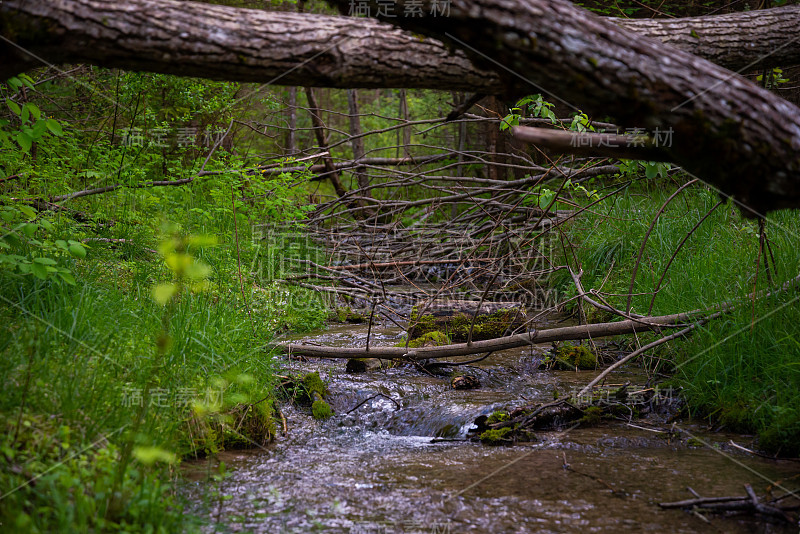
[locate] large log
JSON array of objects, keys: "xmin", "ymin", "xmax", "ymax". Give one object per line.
[
  {"xmin": 2, "ymin": 1, "xmax": 800, "ymax": 90},
  {"xmin": 323, "ymin": 0, "xmax": 800, "ymax": 214},
  {"xmin": 277, "ymin": 311, "xmax": 704, "ymax": 360}
]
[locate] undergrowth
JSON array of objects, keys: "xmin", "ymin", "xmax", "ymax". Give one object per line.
[{"xmin": 554, "ymin": 183, "xmax": 800, "ymax": 455}]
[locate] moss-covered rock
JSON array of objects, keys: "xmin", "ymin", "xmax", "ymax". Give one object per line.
[
  {"xmin": 407, "ymin": 304, "xmax": 525, "ymax": 342},
  {"xmin": 329, "ymin": 307, "xmax": 366, "ymax": 324},
  {"xmin": 311, "ymin": 399, "xmax": 333, "ymax": 420},
  {"xmin": 541, "ymin": 343, "xmax": 597, "ymax": 370},
  {"xmin": 486, "ymin": 411, "xmax": 509, "ymax": 425},
  {"xmin": 407, "ymin": 307, "xmax": 438, "ymax": 338},
  {"xmin": 479, "ymin": 426, "xmax": 514, "ymax": 445},
  {"xmin": 302, "ymin": 371, "xmax": 328, "ymax": 399},
  {"xmin": 398, "ymin": 330, "xmax": 451, "ymax": 348}
]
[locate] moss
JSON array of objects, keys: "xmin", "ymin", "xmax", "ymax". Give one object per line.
[
  {"xmin": 302, "ymin": 371, "xmax": 328, "ymax": 399},
  {"xmin": 403, "ymin": 330, "xmax": 451, "ymax": 348},
  {"xmin": 579, "ymin": 406, "xmax": 603, "ymax": 425},
  {"xmin": 486, "ymin": 411, "xmax": 509, "ymax": 425},
  {"xmin": 479, "ymin": 426, "xmax": 513, "ymax": 445},
  {"xmin": 330, "ymin": 307, "xmax": 365, "ymax": 324},
  {"xmin": 447, "ymin": 309, "xmax": 518, "ymax": 342},
  {"xmin": 312, "ymin": 399, "xmax": 333, "ymax": 420},
  {"xmin": 546, "ymin": 343, "xmax": 597, "ymax": 370},
  {"xmin": 409, "ymin": 307, "xmax": 522, "ymax": 342},
  {"xmin": 183, "ymin": 400, "xmax": 276, "ymax": 456},
  {"xmin": 408, "ymin": 307, "xmax": 438, "ymax": 338}
]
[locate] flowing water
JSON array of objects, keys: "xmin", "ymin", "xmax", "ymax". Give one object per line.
[{"xmin": 184, "ymin": 322, "xmax": 800, "ymax": 533}]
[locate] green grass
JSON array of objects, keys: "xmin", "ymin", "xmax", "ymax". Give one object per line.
[
  {"xmin": 555, "ymin": 183, "xmax": 800, "ymax": 455},
  {"xmin": 0, "ymin": 199, "xmax": 329, "ymax": 532}
]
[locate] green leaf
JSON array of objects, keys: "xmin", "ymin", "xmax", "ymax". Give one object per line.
[
  {"xmin": 152, "ymin": 283, "xmax": 177, "ymax": 306},
  {"xmin": 18, "ymin": 74, "xmax": 35, "ymax": 89},
  {"xmin": 22, "ymin": 223, "xmax": 38, "ymax": 237},
  {"xmin": 33, "ymin": 257, "xmax": 57, "ymax": 265},
  {"xmin": 55, "ymin": 239, "xmax": 68, "ymax": 250},
  {"xmin": 45, "ymin": 118, "xmax": 64, "ymax": 137},
  {"xmin": 68, "ymin": 244, "xmax": 86, "ymax": 258},
  {"xmin": 645, "ymin": 163, "xmax": 658, "ymax": 180},
  {"xmin": 58, "ymin": 271, "xmax": 76, "ymax": 285},
  {"xmin": 185, "ymin": 260, "xmax": 211, "ymax": 281},
  {"xmin": 31, "ymin": 261, "xmax": 49, "ymax": 280},
  {"xmin": 24, "ymin": 103, "xmax": 41, "ymax": 121},
  {"xmin": 15, "ymin": 131, "xmax": 33, "ymax": 153},
  {"xmin": 133, "ymin": 446, "xmax": 177, "ymax": 466},
  {"xmin": 0, "ymin": 209, "xmax": 15, "ymax": 223},
  {"xmin": 6, "ymin": 100, "xmax": 21, "ymax": 115},
  {"xmin": 32, "ymin": 119, "xmax": 48, "ymax": 139},
  {"xmin": 18, "ymin": 205, "xmax": 36, "ymax": 220},
  {"xmin": 39, "ymin": 219, "xmax": 54, "ymax": 232}
]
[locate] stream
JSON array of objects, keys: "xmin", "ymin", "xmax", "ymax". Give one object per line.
[{"xmin": 184, "ymin": 321, "xmax": 799, "ymax": 533}]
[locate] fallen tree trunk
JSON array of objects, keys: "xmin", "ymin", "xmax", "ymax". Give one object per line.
[
  {"xmin": 275, "ymin": 310, "xmax": 705, "ymax": 360},
  {"xmin": 323, "ymin": 0, "xmax": 800, "ymax": 214},
  {"xmin": 3, "ymin": 1, "xmax": 799, "ymax": 89}
]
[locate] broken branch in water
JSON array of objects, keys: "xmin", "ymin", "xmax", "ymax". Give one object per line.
[
  {"xmin": 659, "ymin": 484, "xmax": 798, "ymax": 524},
  {"xmin": 272, "ymin": 309, "xmax": 708, "ymax": 360}
]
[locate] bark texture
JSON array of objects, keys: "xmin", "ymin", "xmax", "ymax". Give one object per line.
[
  {"xmin": 2, "ymin": 1, "xmax": 800, "ymax": 90},
  {"xmin": 0, "ymin": 0, "xmax": 499, "ymax": 91}
]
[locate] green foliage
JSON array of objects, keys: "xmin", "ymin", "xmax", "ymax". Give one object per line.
[
  {"xmin": 0, "ymin": 414, "xmax": 189, "ymax": 532},
  {"xmin": 486, "ymin": 411, "xmax": 510, "ymax": 425},
  {"xmin": 0, "ymin": 205, "xmax": 84, "ymax": 284},
  {"xmin": 0, "ymin": 68, "xmax": 329, "ymax": 531},
  {"xmin": 500, "ymin": 94, "xmax": 557, "ymax": 131},
  {"xmin": 479, "ymin": 426, "xmax": 513, "ymax": 445},
  {"xmin": 1, "ymin": 74, "xmax": 64, "ymax": 157},
  {"xmin": 568, "ymin": 111, "xmax": 594, "ymax": 133},
  {"xmin": 617, "ymin": 159, "xmax": 672, "ymax": 180},
  {"xmin": 555, "ymin": 185, "xmax": 800, "ymax": 455},
  {"xmin": 756, "ymin": 67, "xmax": 789, "ymax": 89}
]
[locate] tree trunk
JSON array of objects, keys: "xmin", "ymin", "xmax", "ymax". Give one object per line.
[
  {"xmin": 286, "ymin": 86, "xmax": 297, "ymax": 156},
  {"xmin": 4, "ymin": 1, "xmax": 800, "ymax": 91},
  {"xmin": 397, "ymin": 89, "xmax": 411, "ymax": 158},
  {"xmin": 277, "ymin": 310, "xmax": 709, "ymax": 360},
  {"xmin": 303, "ymin": 87, "xmax": 348, "ymax": 199},
  {"xmin": 323, "ymin": 0, "xmax": 800, "ymax": 215},
  {"xmin": 346, "ymin": 89, "xmax": 369, "ymax": 192}
]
